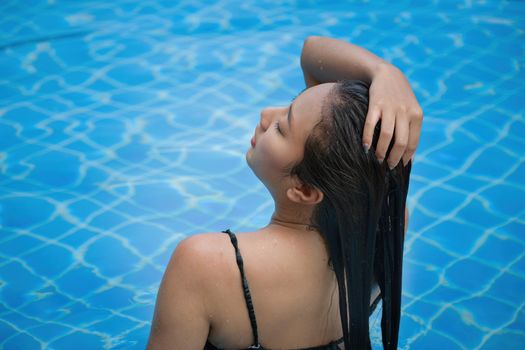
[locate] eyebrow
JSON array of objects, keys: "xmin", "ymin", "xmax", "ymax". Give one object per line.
[
  {"xmin": 287, "ymin": 102, "xmax": 293, "ymax": 131},
  {"xmin": 286, "ymin": 86, "xmax": 307, "ymax": 133},
  {"xmin": 287, "ymin": 88, "xmax": 305, "ymax": 132}
]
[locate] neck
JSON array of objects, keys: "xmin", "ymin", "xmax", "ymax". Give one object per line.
[{"xmin": 268, "ymin": 200, "xmax": 317, "ymax": 232}]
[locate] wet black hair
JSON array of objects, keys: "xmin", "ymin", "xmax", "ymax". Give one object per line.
[{"xmin": 288, "ymin": 80, "xmax": 412, "ymax": 349}]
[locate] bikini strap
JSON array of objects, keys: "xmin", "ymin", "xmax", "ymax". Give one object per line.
[{"xmin": 222, "ymin": 229, "xmax": 261, "ymax": 348}]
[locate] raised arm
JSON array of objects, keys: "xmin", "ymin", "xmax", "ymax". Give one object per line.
[
  {"xmin": 300, "ymin": 36, "xmax": 423, "ymax": 169},
  {"xmin": 301, "ymin": 36, "xmax": 384, "ymax": 87}
]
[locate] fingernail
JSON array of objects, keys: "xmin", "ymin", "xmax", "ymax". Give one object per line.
[
  {"xmin": 363, "ymin": 143, "xmax": 369, "ymax": 154},
  {"xmin": 378, "ymin": 158, "xmax": 384, "ymax": 164},
  {"xmin": 389, "ymin": 162, "xmax": 395, "ymax": 170}
]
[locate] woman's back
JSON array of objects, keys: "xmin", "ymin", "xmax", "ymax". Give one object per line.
[{"xmin": 203, "ymin": 225, "xmax": 345, "ymax": 349}]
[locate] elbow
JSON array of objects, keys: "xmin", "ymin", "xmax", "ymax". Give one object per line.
[
  {"xmin": 304, "ymin": 35, "xmax": 323, "ymax": 45},
  {"xmin": 303, "ymin": 35, "xmax": 316, "ymax": 46},
  {"xmin": 302, "ymin": 35, "xmax": 322, "ymax": 53},
  {"xmin": 301, "ymin": 36, "xmax": 322, "ymax": 81}
]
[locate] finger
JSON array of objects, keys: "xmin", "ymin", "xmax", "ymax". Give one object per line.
[
  {"xmin": 375, "ymin": 110, "xmax": 395, "ymax": 163},
  {"xmin": 387, "ymin": 117, "xmax": 409, "ymax": 169},
  {"xmin": 362, "ymin": 106, "xmax": 381, "ymax": 153},
  {"xmin": 402, "ymin": 118, "xmax": 422, "ymax": 166}
]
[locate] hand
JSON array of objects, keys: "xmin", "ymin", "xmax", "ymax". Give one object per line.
[{"xmin": 362, "ymin": 62, "xmax": 423, "ymax": 169}]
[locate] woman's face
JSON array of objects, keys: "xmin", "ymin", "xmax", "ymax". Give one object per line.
[{"xmin": 246, "ymin": 83, "xmax": 335, "ymax": 200}]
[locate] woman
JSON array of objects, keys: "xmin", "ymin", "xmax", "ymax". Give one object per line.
[{"xmin": 147, "ymin": 36, "xmax": 422, "ymax": 350}]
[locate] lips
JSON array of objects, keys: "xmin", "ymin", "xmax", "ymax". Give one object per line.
[{"xmin": 251, "ymin": 135, "xmax": 256, "ymax": 147}]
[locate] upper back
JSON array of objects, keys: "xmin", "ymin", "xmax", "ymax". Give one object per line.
[{"xmin": 202, "ymin": 226, "xmax": 343, "ymax": 349}]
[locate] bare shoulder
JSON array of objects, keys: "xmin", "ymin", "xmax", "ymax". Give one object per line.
[
  {"xmin": 168, "ymin": 232, "xmax": 248, "ymax": 313},
  {"xmin": 170, "ymin": 232, "xmax": 233, "ymax": 274},
  {"xmin": 148, "ymin": 232, "xmax": 233, "ymax": 349},
  {"xmin": 167, "ymin": 231, "xmax": 248, "ymax": 291}
]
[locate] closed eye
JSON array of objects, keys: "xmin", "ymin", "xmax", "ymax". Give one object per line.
[{"xmin": 274, "ymin": 122, "xmax": 282, "ymax": 134}]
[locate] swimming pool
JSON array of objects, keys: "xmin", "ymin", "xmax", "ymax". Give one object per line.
[{"xmin": 1, "ymin": 0, "xmax": 524, "ymax": 349}]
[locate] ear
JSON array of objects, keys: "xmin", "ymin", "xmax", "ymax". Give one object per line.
[{"xmin": 286, "ymin": 180, "xmax": 324, "ymax": 205}]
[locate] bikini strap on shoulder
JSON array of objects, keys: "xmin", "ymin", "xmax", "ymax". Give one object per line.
[{"xmin": 221, "ymin": 229, "xmax": 260, "ymax": 347}]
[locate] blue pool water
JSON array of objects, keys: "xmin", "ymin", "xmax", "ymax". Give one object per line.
[{"xmin": 1, "ymin": 0, "xmax": 524, "ymax": 349}]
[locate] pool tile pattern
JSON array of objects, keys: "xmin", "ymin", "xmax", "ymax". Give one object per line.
[{"xmin": 1, "ymin": 0, "xmax": 524, "ymax": 349}]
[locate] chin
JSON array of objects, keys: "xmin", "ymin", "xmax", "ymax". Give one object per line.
[
  {"xmin": 246, "ymin": 152, "xmax": 257, "ymax": 174},
  {"xmin": 245, "ymin": 149, "xmax": 252, "ymax": 165},
  {"xmin": 245, "ymin": 154, "xmax": 262, "ymax": 180}
]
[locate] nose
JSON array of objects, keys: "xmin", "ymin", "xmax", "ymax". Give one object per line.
[
  {"xmin": 258, "ymin": 106, "xmax": 282, "ymax": 131},
  {"xmin": 259, "ymin": 107, "xmax": 274, "ymax": 131}
]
